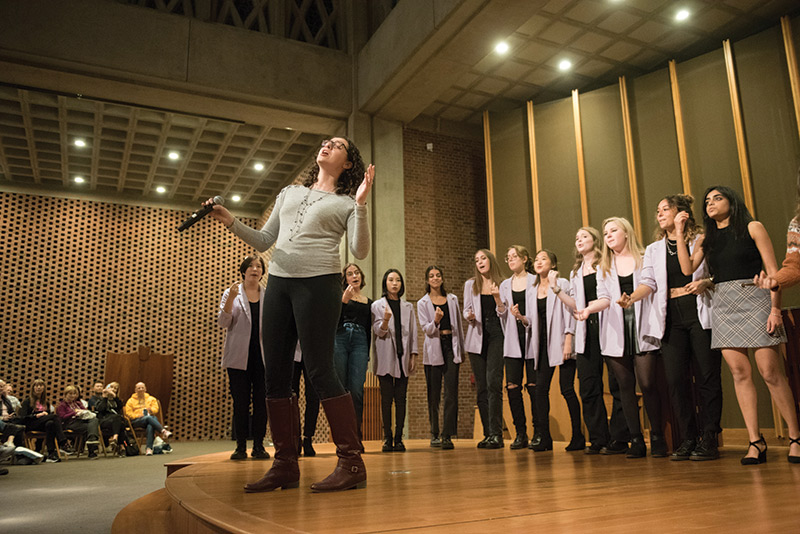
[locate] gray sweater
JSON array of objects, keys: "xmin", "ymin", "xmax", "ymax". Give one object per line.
[{"xmin": 229, "ymin": 185, "xmax": 369, "ymax": 278}]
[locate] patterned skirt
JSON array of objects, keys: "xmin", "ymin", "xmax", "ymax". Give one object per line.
[{"xmin": 711, "ymin": 279, "xmax": 787, "ymax": 349}]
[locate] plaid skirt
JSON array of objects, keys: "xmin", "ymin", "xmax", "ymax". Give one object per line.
[{"xmin": 711, "ymin": 279, "xmax": 786, "ymax": 349}]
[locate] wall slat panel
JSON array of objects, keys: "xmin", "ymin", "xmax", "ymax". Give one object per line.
[
  {"xmin": 579, "ymin": 85, "xmax": 632, "ymax": 231},
  {"xmin": 628, "ymin": 69, "xmax": 683, "ymax": 241},
  {"xmin": 488, "ymin": 109, "xmax": 534, "ymax": 253},
  {"xmin": 534, "ymin": 98, "xmax": 582, "ymax": 268},
  {"xmin": 676, "ymin": 50, "xmax": 742, "ymax": 200}
]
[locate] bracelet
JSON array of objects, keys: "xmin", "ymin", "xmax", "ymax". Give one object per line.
[
  {"xmin": 770, "ymin": 312, "xmax": 782, "ymax": 318},
  {"xmin": 553, "ymin": 286, "xmax": 561, "ymax": 295}
]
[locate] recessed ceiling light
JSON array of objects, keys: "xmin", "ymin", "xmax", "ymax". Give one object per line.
[
  {"xmin": 155, "ymin": 186, "xmax": 166, "ymax": 193},
  {"xmin": 231, "ymin": 194, "xmax": 242, "ymax": 202},
  {"xmin": 675, "ymin": 9, "xmax": 690, "ymax": 21},
  {"xmin": 253, "ymin": 163, "xmax": 264, "ymax": 171},
  {"xmin": 74, "ymin": 176, "xmax": 85, "ymax": 184},
  {"xmin": 558, "ymin": 59, "xmax": 572, "ymax": 71},
  {"xmin": 495, "ymin": 42, "xmax": 509, "ymax": 55},
  {"xmin": 167, "ymin": 151, "xmax": 180, "ymax": 161},
  {"xmin": 74, "ymin": 139, "xmax": 86, "ymax": 148}
]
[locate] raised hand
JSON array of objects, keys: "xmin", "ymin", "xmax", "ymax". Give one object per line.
[
  {"xmin": 434, "ymin": 306, "xmax": 444, "ymax": 324},
  {"xmin": 355, "ymin": 164, "xmax": 375, "ymax": 206},
  {"xmin": 674, "ymin": 211, "xmax": 689, "ymax": 235},
  {"xmin": 342, "ymin": 284, "xmax": 355, "ymax": 303},
  {"xmin": 383, "ymin": 304, "xmax": 392, "ymax": 322}
]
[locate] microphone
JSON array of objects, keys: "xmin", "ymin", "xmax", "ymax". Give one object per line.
[{"xmin": 178, "ymin": 196, "xmax": 224, "ymax": 232}]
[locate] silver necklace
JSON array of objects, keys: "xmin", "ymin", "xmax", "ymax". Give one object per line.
[
  {"xmin": 666, "ymin": 239, "xmax": 677, "ymax": 256},
  {"xmin": 288, "ymin": 188, "xmax": 330, "ymax": 242}
]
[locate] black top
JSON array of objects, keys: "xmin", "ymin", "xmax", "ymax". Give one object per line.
[
  {"xmin": 708, "ymin": 226, "xmax": 762, "ymax": 282},
  {"xmin": 480, "ymin": 294, "xmax": 498, "ymax": 325},
  {"xmin": 512, "ymin": 289, "xmax": 526, "ymax": 315},
  {"xmin": 618, "ymin": 273, "xmax": 634, "ymax": 295},
  {"xmin": 583, "ymin": 272, "xmax": 598, "ymax": 302},
  {"xmin": 248, "ymin": 300, "xmax": 263, "ymax": 372},
  {"xmin": 666, "ymin": 240, "xmax": 692, "ymax": 289},
  {"xmin": 434, "ymin": 299, "xmax": 452, "ymax": 332},
  {"xmin": 387, "ymin": 298, "xmax": 404, "ymax": 357},
  {"xmin": 338, "ymin": 298, "xmax": 372, "ymax": 348},
  {"xmin": 537, "ymin": 297, "xmax": 547, "ymax": 346}
]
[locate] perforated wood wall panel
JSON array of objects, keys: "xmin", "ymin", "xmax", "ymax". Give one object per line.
[{"xmin": 0, "ymin": 191, "xmax": 275, "ymax": 441}]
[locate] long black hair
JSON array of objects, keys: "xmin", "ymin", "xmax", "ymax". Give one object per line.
[
  {"xmin": 302, "ymin": 137, "xmax": 365, "ymax": 196},
  {"xmin": 381, "ymin": 268, "xmax": 405, "ymax": 298},
  {"xmin": 701, "ymin": 185, "xmax": 753, "ymax": 259}
]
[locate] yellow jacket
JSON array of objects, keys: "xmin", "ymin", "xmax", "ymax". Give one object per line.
[{"xmin": 124, "ymin": 393, "xmax": 159, "ymax": 420}]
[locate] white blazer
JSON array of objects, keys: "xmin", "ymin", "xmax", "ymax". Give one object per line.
[
  {"xmin": 639, "ymin": 237, "xmax": 713, "ymax": 346},
  {"xmin": 596, "ymin": 261, "xmax": 660, "ymax": 357},
  {"xmin": 463, "ymin": 278, "xmax": 500, "ymax": 354},
  {"xmin": 568, "ymin": 261, "xmax": 606, "ymax": 355},
  {"xmin": 498, "ymin": 273, "xmax": 537, "ymax": 360},
  {"xmin": 531, "ymin": 277, "xmax": 576, "ymax": 369},
  {"xmin": 371, "ymin": 298, "xmax": 418, "ymax": 378},
  {"xmin": 417, "ymin": 293, "xmax": 465, "ymax": 366},
  {"xmin": 217, "ymin": 283, "xmax": 265, "ymax": 370}
]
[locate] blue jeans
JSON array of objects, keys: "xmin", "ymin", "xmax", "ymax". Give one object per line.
[
  {"xmin": 131, "ymin": 415, "xmax": 163, "ymax": 449},
  {"xmin": 333, "ymin": 323, "xmax": 370, "ymax": 424}
]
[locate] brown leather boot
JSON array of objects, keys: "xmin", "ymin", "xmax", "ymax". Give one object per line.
[
  {"xmin": 244, "ymin": 397, "xmax": 300, "ymax": 493},
  {"xmin": 310, "ymin": 393, "xmax": 366, "ymax": 492}
]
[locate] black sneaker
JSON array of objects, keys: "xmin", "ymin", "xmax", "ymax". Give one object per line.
[
  {"xmin": 382, "ymin": 438, "xmax": 393, "ymax": 452},
  {"xmin": 393, "ymin": 439, "xmax": 406, "ymax": 452},
  {"xmin": 251, "ymin": 446, "xmax": 270, "ymax": 460},
  {"xmin": 430, "ymin": 437, "xmax": 442, "ymax": 448},
  {"xmin": 88, "ymin": 450, "xmax": 98, "ymax": 460},
  {"xmin": 441, "ymin": 437, "xmax": 454, "ymax": 450},
  {"xmin": 230, "ymin": 448, "xmax": 247, "ymax": 460},
  {"xmin": 45, "ymin": 455, "xmax": 60, "ymax": 463},
  {"xmin": 670, "ymin": 438, "xmax": 696, "ymax": 461}
]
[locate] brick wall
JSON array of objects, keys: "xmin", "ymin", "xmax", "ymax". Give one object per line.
[{"xmin": 402, "ymin": 129, "xmax": 488, "ymax": 440}]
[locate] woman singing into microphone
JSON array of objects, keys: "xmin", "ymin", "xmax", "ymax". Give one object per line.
[{"xmin": 206, "ymin": 137, "xmax": 374, "ymax": 492}]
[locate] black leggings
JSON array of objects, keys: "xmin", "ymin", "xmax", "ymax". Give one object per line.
[
  {"xmin": 261, "ymin": 274, "xmax": 345, "ymax": 400},
  {"xmin": 605, "ymin": 352, "xmax": 662, "ymax": 438},
  {"xmin": 471, "ymin": 317, "xmax": 504, "ymax": 437},
  {"xmin": 26, "ymin": 414, "xmax": 66, "ymax": 454},
  {"xmin": 379, "ymin": 375, "xmax": 408, "ymax": 440},
  {"xmin": 291, "ymin": 360, "xmax": 320, "ymax": 439},
  {"xmin": 424, "ymin": 336, "xmax": 459, "ymax": 439}
]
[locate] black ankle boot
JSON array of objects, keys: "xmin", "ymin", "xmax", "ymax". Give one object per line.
[
  {"xmin": 382, "ymin": 437, "xmax": 393, "ymax": 452},
  {"xmin": 626, "ymin": 436, "xmax": 647, "ymax": 458},
  {"xmin": 565, "ymin": 434, "xmax": 585, "ymax": 451},
  {"xmin": 510, "ymin": 432, "xmax": 528, "ymax": 450},
  {"xmin": 530, "ymin": 433, "xmax": 553, "ymax": 452},
  {"xmin": 230, "ymin": 441, "xmax": 247, "ymax": 460},
  {"xmin": 690, "ymin": 432, "xmax": 719, "ymax": 461},
  {"xmin": 650, "ymin": 434, "xmax": 668, "ymax": 458}
]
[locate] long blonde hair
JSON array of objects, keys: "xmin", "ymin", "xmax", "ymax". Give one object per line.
[
  {"xmin": 600, "ymin": 217, "xmax": 644, "ymax": 275},
  {"xmin": 571, "ymin": 226, "xmax": 602, "ymax": 277},
  {"xmin": 471, "ymin": 249, "xmax": 505, "ymax": 294}
]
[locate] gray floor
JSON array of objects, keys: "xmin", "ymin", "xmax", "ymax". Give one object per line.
[{"xmin": 0, "ymin": 440, "xmax": 236, "ymax": 534}]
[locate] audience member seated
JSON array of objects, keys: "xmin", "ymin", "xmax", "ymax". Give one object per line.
[
  {"xmin": 2, "ymin": 380, "xmax": 21, "ymax": 414},
  {"xmin": 56, "ymin": 385, "xmax": 101, "ymax": 459},
  {"xmin": 95, "ymin": 382, "xmax": 128, "ymax": 455},
  {"xmin": 0, "ymin": 419, "xmax": 22, "ymax": 459},
  {"xmin": 86, "ymin": 381, "xmax": 104, "ymax": 412},
  {"xmin": 19, "ymin": 379, "xmax": 74, "ymax": 462},
  {"xmin": 124, "ymin": 382, "xmax": 171, "ymax": 456}
]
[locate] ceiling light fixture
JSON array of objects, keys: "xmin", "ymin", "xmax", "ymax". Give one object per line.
[
  {"xmin": 558, "ymin": 59, "xmax": 572, "ymax": 71},
  {"xmin": 675, "ymin": 9, "xmax": 690, "ymax": 21},
  {"xmin": 231, "ymin": 195, "xmax": 242, "ymax": 202},
  {"xmin": 167, "ymin": 151, "xmax": 180, "ymax": 161},
  {"xmin": 495, "ymin": 42, "xmax": 509, "ymax": 55},
  {"xmin": 156, "ymin": 186, "xmax": 167, "ymax": 193},
  {"xmin": 74, "ymin": 176, "xmax": 85, "ymax": 184},
  {"xmin": 253, "ymin": 163, "xmax": 265, "ymax": 171},
  {"xmin": 74, "ymin": 139, "xmax": 86, "ymax": 148}
]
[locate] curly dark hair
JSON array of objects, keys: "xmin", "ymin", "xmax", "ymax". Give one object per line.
[
  {"xmin": 302, "ymin": 137, "xmax": 365, "ymax": 196},
  {"xmin": 653, "ymin": 194, "xmax": 702, "ymax": 243}
]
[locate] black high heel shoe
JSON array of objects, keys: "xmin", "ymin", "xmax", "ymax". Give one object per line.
[
  {"xmin": 788, "ymin": 437, "xmax": 800, "ymax": 464},
  {"xmin": 740, "ymin": 435, "xmax": 767, "ymax": 465}
]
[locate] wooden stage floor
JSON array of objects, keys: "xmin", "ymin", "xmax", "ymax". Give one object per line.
[{"xmin": 161, "ymin": 439, "xmax": 800, "ymax": 533}]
